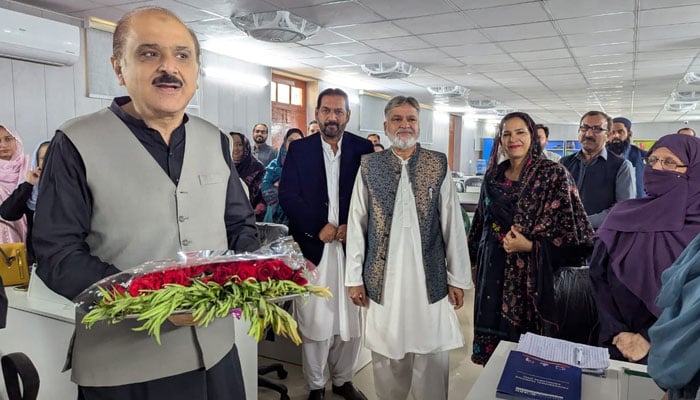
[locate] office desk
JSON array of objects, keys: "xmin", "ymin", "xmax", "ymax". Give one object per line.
[{"xmin": 466, "ymin": 341, "xmax": 665, "ymax": 400}]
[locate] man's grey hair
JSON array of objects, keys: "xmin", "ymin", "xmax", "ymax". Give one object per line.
[{"xmin": 384, "ymin": 96, "xmax": 420, "ymax": 117}]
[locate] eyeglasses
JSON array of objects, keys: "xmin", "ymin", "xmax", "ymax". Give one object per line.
[
  {"xmin": 644, "ymin": 156, "xmax": 687, "ymax": 170},
  {"xmin": 578, "ymin": 125, "xmax": 608, "ymax": 134}
]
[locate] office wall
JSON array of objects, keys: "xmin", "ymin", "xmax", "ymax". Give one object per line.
[{"xmin": 0, "ymin": 31, "xmax": 272, "ymax": 154}]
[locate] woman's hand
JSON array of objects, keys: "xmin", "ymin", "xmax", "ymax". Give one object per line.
[
  {"xmin": 613, "ymin": 332, "xmax": 650, "ymax": 362},
  {"xmin": 25, "ymin": 167, "xmax": 41, "ymax": 186},
  {"xmin": 503, "ymin": 226, "xmax": 533, "ymax": 253}
]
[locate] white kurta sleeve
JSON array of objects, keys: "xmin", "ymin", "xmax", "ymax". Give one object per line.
[
  {"xmin": 440, "ymin": 173, "xmax": 474, "ymax": 290},
  {"xmin": 345, "ymin": 171, "xmax": 368, "ymax": 287}
]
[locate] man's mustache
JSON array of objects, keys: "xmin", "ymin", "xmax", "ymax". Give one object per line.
[{"xmin": 152, "ymin": 74, "xmax": 183, "ymax": 87}]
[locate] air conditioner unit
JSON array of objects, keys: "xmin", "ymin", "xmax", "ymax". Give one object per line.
[
  {"xmin": 0, "ymin": 8, "xmax": 80, "ymax": 66},
  {"xmin": 665, "ymin": 102, "xmax": 697, "ymax": 112}
]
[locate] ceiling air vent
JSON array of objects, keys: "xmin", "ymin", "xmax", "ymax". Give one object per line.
[
  {"xmin": 665, "ymin": 102, "xmax": 697, "ymax": 112},
  {"xmin": 231, "ymin": 11, "xmax": 320, "ymax": 43},
  {"xmin": 672, "ymin": 91, "xmax": 700, "ymax": 102},
  {"xmin": 469, "ymin": 99, "xmax": 498, "ymax": 109},
  {"xmin": 684, "ymin": 72, "xmax": 700, "ymax": 85},
  {"xmin": 361, "ymin": 62, "xmax": 416, "ymax": 79},
  {"xmin": 426, "ymin": 84, "xmax": 468, "ymax": 97}
]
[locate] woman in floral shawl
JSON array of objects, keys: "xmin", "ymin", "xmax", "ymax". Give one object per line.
[
  {"xmin": 0, "ymin": 125, "xmax": 30, "ymax": 245},
  {"xmin": 468, "ymin": 112, "xmax": 594, "ymax": 365},
  {"xmin": 230, "ymin": 132, "xmax": 266, "ymax": 221},
  {"xmin": 262, "ymin": 128, "xmax": 304, "ymax": 225}
]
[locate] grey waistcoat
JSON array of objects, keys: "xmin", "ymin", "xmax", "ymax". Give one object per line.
[
  {"xmin": 62, "ymin": 108, "xmax": 234, "ymax": 387},
  {"xmin": 359, "ymin": 145, "xmax": 449, "ymax": 304}
]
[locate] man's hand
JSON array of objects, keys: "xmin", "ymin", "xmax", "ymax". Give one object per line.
[
  {"xmin": 335, "ymin": 224, "xmax": 347, "ymax": 243},
  {"xmin": 503, "ymin": 226, "xmax": 533, "ymax": 254},
  {"xmin": 448, "ymin": 285, "xmax": 464, "ymax": 310},
  {"xmin": 253, "ymin": 203, "xmax": 266, "ymax": 216},
  {"xmin": 318, "ymin": 223, "xmax": 337, "ymax": 243},
  {"xmin": 25, "ymin": 167, "xmax": 41, "ymax": 186},
  {"xmin": 348, "ymin": 285, "xmax": 369, "ymax": 307},
  {"xmin": 613, "ymin": 332, "xmax": 650, "ymax": 362}
]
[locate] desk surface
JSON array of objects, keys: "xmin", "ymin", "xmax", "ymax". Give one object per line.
[{"xmin": 467, "ymin": 341, "xmax": 663, "ymax": 400}]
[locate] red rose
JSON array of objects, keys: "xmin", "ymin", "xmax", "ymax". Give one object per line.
[
  {"xmin": 260, "ymin": 259, "xmax": 294, "ymax": 281},
  {"xmin": 162, "ymin": 269, "xmax": 189, "ymax": 286},
  {"xmin": 129, "ymin": 273, "xmax": 163, "ymax": 296},
  {"xmin": 212, "ymin": 268, "xmax": 232, "ymax": 285},
  {"xmin": 236, "ymin": 264, "xmax": 258, "ymax": 281},
  {"xmin": 291, "ymin": 270, "xmax": 308, "ymax": 286},
  {"xmin": 112, "ymin": 284, "xmax": 126, "ymax": 296},
  {"xmin": 256, "ymin": 263, "xmax": 275, "ymax": 281}
]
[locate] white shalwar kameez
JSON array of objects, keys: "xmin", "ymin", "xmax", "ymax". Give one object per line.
[
  {"xmin": 345, "ymin": 152, "xmax": 472, "ymax": 400},
  {"xmin": 294, "ymin": 136, "xmax": 362, "ymax": 391}
]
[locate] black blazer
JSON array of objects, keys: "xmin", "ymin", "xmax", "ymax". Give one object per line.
[{"xmin": 279, "ymin": 132, "xmax": 373, "ymax": 264}]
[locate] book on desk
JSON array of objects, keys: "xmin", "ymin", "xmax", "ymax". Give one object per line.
[{"xmin": 496, "ymin": 350, "xmax": 582, "ymax": 400}]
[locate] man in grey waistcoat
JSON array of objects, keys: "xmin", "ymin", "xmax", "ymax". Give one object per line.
[
  {"xmin": 33, "ymin": 6, "xmax": 259, "ymax": 400},
  {"xmin": 345, "ymin": 96, "xmax": 473, "ymax": 400}
]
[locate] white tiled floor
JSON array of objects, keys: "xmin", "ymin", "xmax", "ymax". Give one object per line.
[{"xmin": 258, "ymin": 290, "xmax": 483, "ymax": 400}]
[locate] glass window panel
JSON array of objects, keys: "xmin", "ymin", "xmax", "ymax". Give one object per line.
[
  {"xmin": 277, "ymin": 83, "xmax": 290, "ymax": 104},
  {"xmin": 291, "ymin": 87, "xmax": 303, "ymax": 106},
  {"xmin": 270, "ymin": 82, "xmax": 276, "ymax": 102}
]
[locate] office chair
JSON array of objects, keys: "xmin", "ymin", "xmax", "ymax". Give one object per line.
[
  {"xmin": 1, "ymin": 352, "xmax": 39, "ymax": 400},
  {"xmin": 255, "ymin": 223, "xmax": 291, "ymax": 400}
]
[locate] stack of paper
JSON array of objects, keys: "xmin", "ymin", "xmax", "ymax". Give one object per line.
[{"xmin": 516, "ymin": 332, "xmax": 610, "ymax": 375}]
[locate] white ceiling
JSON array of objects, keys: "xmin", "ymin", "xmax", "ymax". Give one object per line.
[{"xmin": 13, "ymin": 0, "xmax": 700, "ymax": 124}]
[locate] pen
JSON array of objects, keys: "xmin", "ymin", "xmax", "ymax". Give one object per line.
[
  {"xmin": 574, "ymin": 347, "xmax": 583, "ymax": 366},
  {"xmin": 622, "ymin": 367, "xmax": 651, "ymax": 378},
  {"xmin": 428, "ymin": 186, "xmax": 433, "ymax": 200}
]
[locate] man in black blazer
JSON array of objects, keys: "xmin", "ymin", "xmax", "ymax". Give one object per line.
[{"xmin": 279, "ymin": 88, "xmax": 373, "ymax": 400}]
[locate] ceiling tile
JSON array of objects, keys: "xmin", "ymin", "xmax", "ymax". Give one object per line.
[
  {"xmin": 546, "ymin": 0, "xmax": 635, "ymax": 19},
  {"xmin": 116, "ymin": 0, "xmax": 220, "ymax": 21},
  {"xmin": 636, "ymin": 48, "xmax": 697, "ymax": 61},
  {"xmin": 451, "ymin": 0, "xmax": 537, "ymax": 10},
  {"xmin": 301, "ymin": 56, "xmax": 355, "ymax": 68},
  {"xmin": 419, "ymin": 29, "xmax": 488, "ymax": 46},
  {"xmin": 639, "ymin": 0, "xmax": 700, "ymax": 10},
  {"xmin": 361, "ymin": 0, "xmax": 456, "ymax": 19},
  {"xmin": 521, "ymin": 58, "xmax": 576, "ymax": 69},
  {"xmin": 530, "ymin": 66, "xmax": 581, "ymax": 76},
  {"xmin": 329, "ymin": 22, "xmax": 410, "ymax": 41},
  {"xmin": 19, "ymin": 0, "xmax": 103, "ymax": 13},
  {"xmin": 363, "ymin": 36, "xmax": 432, "ymax": 52},
  {"xmin": 498, "ymin": 36, "xmax": 566, "ymax": 52},
  {"xmin": 291, "ymin": 1, "xmax": 383, "ymax": 27},
  {"xmin": 459, "ymin": 53, "xmax": 515, "ymax": 65},
  {"xmin": 565, "ymin": 29, "xmax": 634, "ymax": 47},
  {"xmin": 466, "ymin": 2, "xmax": 550, "ymax": 27},
  {"xmin": 510, "ymin": 48, "xmax": 572, "ymax": 62},
  {"xmin": 639, "ymin": 4, "xmax": 700, "ymax": 26},
  {"xmin": 389, "ymin": 48, "xmax": 451, "ymax": 63},
  {"xmin": 481, "ymin": 22, "xmax": 559, "ymax": 41},
  {"xmin": 298, "ymin": 29, "xmax": 353, "ymax": 46},
  {"xmin": 570, "ymin": 43, "xmax": 633, "ymax": 57},
  {"xmin": 557, "ymin": 13, "xmax": 634, "ymax": 35},
  {"xmin": 440, "ymin": 43, "xmax": 503, "ymax": 57},
  {"xmin": 471, "ymin": 62, "xmax": 523, "ymax": 73},
  {"xmin": 393, "ymin": 13, "xmax": 476, "ymax": 34},
  {"xmin": 638, "ymin": 22, "xmax": 700, "ymax": 41},
  {"xmin": 309, "ymin": 41, "xmax": 374, "ymax": 57},
  {"xmin": 340, "ymin": 52, "xmax": 394, "ymax": 64},
  {"xmin": 637, "ymin": 38, "xmax": 700, "ymax": 52}
]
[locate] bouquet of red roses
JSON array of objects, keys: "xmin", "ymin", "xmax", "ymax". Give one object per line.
[{"xmin": 75, "ymin": 242, "xmax": 330, "ymax": 345}]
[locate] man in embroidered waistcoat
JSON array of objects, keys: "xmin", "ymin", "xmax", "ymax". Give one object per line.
[
  {"xmin": 33, "ymin": 7, "xmax": 259, "ymax": 400},
  {"xmin": 345, "ymin": 96, "xmax": 473, "ymax": 400},
  {"xmin": 279, "ymin": 88, "xmax": 373, "ymax": 400}
]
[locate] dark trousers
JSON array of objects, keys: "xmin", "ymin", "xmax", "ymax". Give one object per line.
[{"xmin": 78, "ymin": 345, "xmax": 246, "ymax": 400}]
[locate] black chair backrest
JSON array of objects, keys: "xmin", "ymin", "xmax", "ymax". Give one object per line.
[{"xmin": 1, "ymin": 352, "xmax": 39, "ymax": 400}]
